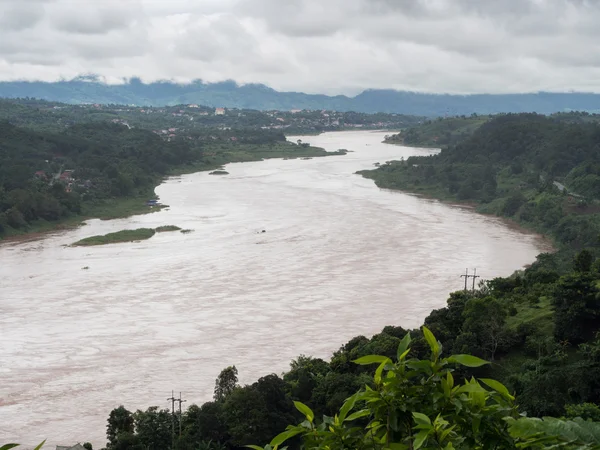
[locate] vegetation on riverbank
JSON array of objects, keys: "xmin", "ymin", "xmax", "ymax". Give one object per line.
[
  {"xmin": 384, "ymin": 115, "xmax": 489, "ymax": 148},
  {"xmin": 0, "ymin": 100, "xmax": 345, "ymax": 241}
]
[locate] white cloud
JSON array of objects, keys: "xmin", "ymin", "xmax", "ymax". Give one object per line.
[{"xmin": 0, "ymin": 0, "xmax": 599, "ymax": 94}]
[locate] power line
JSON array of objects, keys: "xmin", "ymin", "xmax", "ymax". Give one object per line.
[
  {"xmin": 460, "ymin": 268, "xmax": 481, "ymax": 292},
  {"xmin": 460, "ymin": 268, "xmax": 469, "ymax": 291},
  {"xmin": 167, "ymin": 391, "xmax": 176, "ymax": 449},
  {"xmin": 176, "ymin": 392, "xmax": 187, "ymax": 438},
  {"xmin": 471, "ymin": 268, "xmax": 481, "ymax": 292}
]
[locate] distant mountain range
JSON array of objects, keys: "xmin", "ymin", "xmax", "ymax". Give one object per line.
[{"xmin": 0, "ymin": 76, "xmax": 599, "ymax": 116}]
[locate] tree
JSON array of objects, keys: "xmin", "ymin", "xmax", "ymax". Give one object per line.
[
  {"xmin": 106, "ymin": 406, "xmax": 135, "ymax": 449},
  {"xmin": 462, "ymin": 297, "xmax": 508, "ymax": 360},
  {"xmin": 133, "ymin": 406, "xmax": 172, "ymax": 450},
  {"xmin": 213, "ymin": 366, "xmax": 238, "ymax": 402},
  {"xmin": 178, "ymin": 402, "xmax": 229, "ymax": 449},
  {"xmin": 573, "ymin": 249, "xmax": 594, "ymax": 272},
  {"xmin": 222, "ymin": 386, "xmax": 271, "ymax": 447},
  {"xmin": 284, "ymin": 356, "xmax": 330, "ymax": 403},
  {"xmin": 554, "ymin": 273, "xmax": 600, "ymax": 344}
]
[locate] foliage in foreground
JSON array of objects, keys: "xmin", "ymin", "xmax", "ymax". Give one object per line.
[
  {"xmin": 0, "ymin": 441, "xmax": 46, "ymax": 450},
  {"xmin": 250, "ymin": 327, "xmax": 600, "ymax": 450}
]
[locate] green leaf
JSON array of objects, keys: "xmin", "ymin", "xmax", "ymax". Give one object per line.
[
  {"xmin": 448, "ymin": 354, "xmax": 489, "ymax": 367},
  {"xmin": 339, "ymin": 392, "xmax": 359, "ymax": 423},
  {"xmin": 405, "ymin": 360, "xmax": 432, "ymax": 371},
  {"xmin": 0, "ymin": 445, "xmax": 20, "ymax": 450},
  {"xmin": 480, "ymin": 378, "xmax": 515, "ymax": 400},
  {"xmin": 293, "ymin": 401, "xmax": 314, "ymax": 423},
  {"xmin": 33, "ymin": 441, "xmax": 46, "ymax": 450},
  {"xmin": 456, "ymin": 383, "xmax": 487, "ymax": 394},
  {"xmin": 374, "ymin": 358, "xmax": 391, "ymax": 385},
  {"xmin": 446, "ymin": 371, "xmax": 454, "ymax": 389},
  {"xmin": 270, "ymin": 429, "xmax": 302, "ymax": 448},
  {"xmin": 398, "ymin": 349, "xmax": 410, "ymax": 361},
  {"xmin": 244, "ymin": 446, "xmax": 264, "ymax": 450},
  {"xmin": 413, "ymin": 430, "xmax": 429, "ymax": 450},
  {"xmin": 422, "ymin": 326, "xmax": 440, "ymax": 357},
  {"xmin": 413, "ymin": 412, "xmax": 432, "ymax": 426},
  {"xmin": 353, "ymin": 355, "xmax": 391, "ymax": 365},
  {"xmin": 346, "ymin": 409, "xmax": 371, "ymax": 421},
  {"xmin": 397, "ymin": 332, "xmax": 412, "ymax": 361}
]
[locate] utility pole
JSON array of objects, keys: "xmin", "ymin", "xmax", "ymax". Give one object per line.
[
  {"xmin": 470, "ymin": 268, "xmax": 481, "ymax": 292},
  {"xmin": 167, "ymin": 391, "xmax": 176, "ymax": 448},
  {"xmin": 176, "ymin": 392, "xmax": 187, "ymax": 438},
  {"xmin": 460, "ymin": 268, "xmax": 469, "ymax": 291}
]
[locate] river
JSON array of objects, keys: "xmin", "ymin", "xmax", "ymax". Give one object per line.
[{"xmin": 0, "ymin": 131, "xmax": 545, "ymax": 448}]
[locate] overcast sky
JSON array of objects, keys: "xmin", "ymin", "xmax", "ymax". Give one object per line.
[{"xmin": 0, "ymin": 0, "xmax": 599, "ymax": 95}]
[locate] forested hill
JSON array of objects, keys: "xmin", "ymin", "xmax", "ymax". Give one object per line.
[
  {"xmin": 0, "ymin": 120, "xmax": 200, "ymax": 236},
  {"xmin": 2, "ymin": 77, "xmax": 600, "ymax": 115},
  {"xmin": 1, "ymin": 99, "xmax": 339, "ymax": 239}
]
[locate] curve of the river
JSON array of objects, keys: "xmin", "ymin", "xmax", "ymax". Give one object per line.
[{"xmin": 0, "ymin": 131, "xmax": 545, "ymax": 448}]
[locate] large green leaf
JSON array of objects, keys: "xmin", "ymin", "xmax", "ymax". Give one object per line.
[
  {"xmin": 413, "ymin": 430, "xmax": 430, "ymax": 450},
  {"xmin": 293, "ymin": 401, "xmax": 314, "ymax": 423},
  {"xmin": 397, "ymin": 332, "xmax": 412, "ymax": 361},
  {"xmin": 422, "ymin": 326, "xmax": 440, "ymax": 357},
  {"xmin": 448, "ymin": 354, "xmax": 489, "ymax": 367},
  {"xmin": 456, "ymin": 383, "xmax": 487, "ymax": 394},
  {"xmin": 33, "ymin": 441, "xmax": 46, "ymax": 450},
  {"xmin": 353, "ymin": 355, "xmax": 391, "ymax": 365},
  {"xmin": 346, "ymin": 409, "xmax": 371, "ymax": 421},
  {"xmin": 374, "ymin": 358, "xmax": 391, "ymax": 385},
  {"xmin": 507, "ymin": 416, "xmax": 600, "ymax": 447},
  {"xmin": 0, "ymin": 445, "xmax": 20, "ymax": 450},
  {"xmin": 269, "ymin": 428, "xmax": 302, "ymax": 448},
  {"xmin": 339, "ymin": 392, "xmax": 359, "ymax": 423},
  {"xmin": 480, "ymin": 378, "xmax": 515, "ymax": 400},
  {"xmin": 413, "ymin": 412, "xmax": 432, "ymax": 426}
]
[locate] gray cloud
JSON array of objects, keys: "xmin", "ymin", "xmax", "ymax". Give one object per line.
[
  {"xmin": 0, "ymin": 0, "xmax": 599, "ymax": 94},
  {"xmin": 0, "ymin": 0, "xmax": 48, "ymax": 31}
]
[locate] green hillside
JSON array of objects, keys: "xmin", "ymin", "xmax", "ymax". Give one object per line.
[{"xmin": 384, "ymin": 115, "xmax": 489, "ymax": 148}]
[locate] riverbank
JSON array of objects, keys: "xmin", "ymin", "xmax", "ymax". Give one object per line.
[
  {"xmin": 374, "ymin": 182, "xmax": 556, "ymax": 255},
  {"xmin": 0, "ymin": 141, "xmax": 344, "ymax": 243},
  {"xmin": 358, "ymin": 164, "xmax": 560, "ymax": 252}
]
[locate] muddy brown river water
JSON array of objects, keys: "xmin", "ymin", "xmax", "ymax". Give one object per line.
[{"xmin": 0, "ymin": 131, "xmax": 545, "ymax": 447}]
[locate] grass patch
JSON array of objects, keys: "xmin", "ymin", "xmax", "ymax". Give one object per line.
[
  {"xmin": 155, "ymin": 225, "xmax": 181, "ymax": 232},
  {"xmin": 210, "ymin": 170, "xmax": 229, "ymax": 175},
  {"xmin": 83, "ymin": 192, "xmax": 166, "ymax": 221},
  {"xmin": 180, "ymin": 229, "xmax": 194, "ymax": 234},
  {"xmin": 72, "ymin": 228, "xmax": 156, "ymax": 246},
  {"xmin": 506, "ymin": 295, "xmax": 555, "ymax": 336}
]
